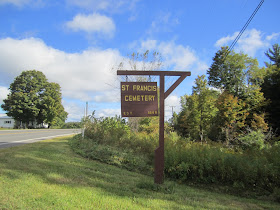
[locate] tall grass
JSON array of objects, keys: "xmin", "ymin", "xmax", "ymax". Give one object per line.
[
  {"xmin": 2, "ymin": 136, "xmax": 279, "ymax": 209},
  {"xmin": 70, "ymin": 116, "xmax": 280, "ymax": 201}
]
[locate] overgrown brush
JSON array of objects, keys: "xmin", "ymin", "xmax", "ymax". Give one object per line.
[
  {"xmin": 165, "ymin": 136, "xmax": 280, "ymax": 195},
  {"xmin": 70, "ymin": 116, "xmax": 280, "ymax": 200}
]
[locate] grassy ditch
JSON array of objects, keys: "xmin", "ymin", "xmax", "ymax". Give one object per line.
[{"xmin": 0, "ymin": 136, "xmax": 279, "ymax": 209}]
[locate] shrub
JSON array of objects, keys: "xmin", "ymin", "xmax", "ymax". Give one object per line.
[
  {"xmin": 238, "ymin": 129, "xmax": 266, "ymax": 150},
  {"xmin": 70, "ymin": 116, "xmax": 280, "ymax": 199}
]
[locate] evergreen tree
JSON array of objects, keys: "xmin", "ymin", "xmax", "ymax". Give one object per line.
[
  {"xmin": 265, "ymin": 44, "xmax": 280, "ymax": 67},
  {"xmin": 261, "ymin": 65, "xmax": 280, "ymax": 134}
]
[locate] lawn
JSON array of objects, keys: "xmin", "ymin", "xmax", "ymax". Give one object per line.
[{"xmin": 0, "ymin": 136, "xmax": 279, "ymax": 209}]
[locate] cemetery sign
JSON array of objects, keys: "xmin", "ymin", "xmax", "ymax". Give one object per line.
[{"xmin": 121, "ymin": 82, "xmax": 158, "ymax": 117}]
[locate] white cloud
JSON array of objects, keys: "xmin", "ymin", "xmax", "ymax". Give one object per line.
[
  {"xmin": 215, "ymin": 29, "xmax": 280, "ymax": 57},
  {"xmin": 96, "ymin": 108, "xmax": 121, "ymax": 118},
  {"xmin": 0, "ymin": 86, "xmax": 9, "ymax": 104},
  {"xmin": 146, "ymin": 12, "xmax": 180, "ymax": 36},
  {"xmin": 215, "ymin": 32, "xmax": 238, "ymax": 47},
  {"xmin": 139, "ymin": 39, "xmax": 208, "ymax": 73},
  {"xmin": 266, "ymin": 32, "xmax": 280, "ymax": 41},
  {"xmin": 165, "ymin": 94, "xmax": 181, "ymax": 120},
  {"xmin": 93, "ymin": 90, "xmax": 120, "ymax": 103},
  {"xmin": 63, "ymin": 101, "xmax": 84, "ymax": 122},
  {"xmin": 0, "ymin": 37, "xmax": 122, "ymax": 101},
  {"xmin": 66, "ymin": 13, "xmax": 115, "ymax": 37}
]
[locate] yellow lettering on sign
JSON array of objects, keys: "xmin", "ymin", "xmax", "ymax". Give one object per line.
[
  {"xmin": 122, "ymin": 85, "xmax": 129, "ymax": 91},
  {"xmin": 124, "ymin": 95, "xmax": 156, "ymax": 102},
  {"xmin": 148, "ymin": 110, "xmax": 158, "ymax": 115},
  {"xmin": 132, "ymin": 85, "xmax": 157, "ymax": 92},
  {"xmin": 123, "ymin": 111, "xmax": 133, "ymax": 116}
]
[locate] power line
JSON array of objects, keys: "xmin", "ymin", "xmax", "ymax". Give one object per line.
[{"xmin": 225, "ymin": 0, "xmax": 264, "ymax": 58}]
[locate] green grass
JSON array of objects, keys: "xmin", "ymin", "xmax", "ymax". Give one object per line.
[{"xmin": 0, "ymin": 136, "xmax": 279, "ymax": 209}]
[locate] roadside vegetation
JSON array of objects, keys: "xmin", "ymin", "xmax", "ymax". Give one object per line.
[
  {"xmin": 1, "ymin": 136, "xmax": 279, "ymax": 209},
  {"xmin": 1, "ymin": 45, "xmax": 280, "ymax": 208},
  {"xmin": 70, "ymin": 116, "xmax": 280, "ymax": 202},
  {"xmin": 69, "ymin": 44, "xmax": 280, "ymax": 203}
]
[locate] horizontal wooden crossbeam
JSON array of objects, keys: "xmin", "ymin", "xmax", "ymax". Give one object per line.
[{"xmin": 117, "ymin": 70, "xmax": 191, "ymax": 76}]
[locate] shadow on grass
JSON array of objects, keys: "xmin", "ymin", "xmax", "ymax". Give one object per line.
[
  {"xmin": 0, "ymin": 139, "xmax": 185, "ymax": 206},
  {"xmin": 0, "ymin": 138, "xmax": 278, "ymax": 209}
]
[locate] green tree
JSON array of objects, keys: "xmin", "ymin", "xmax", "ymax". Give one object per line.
[
  {"xmin": 192, "ymin": 75, "xmax": 219, "ymax": 142},
  {"xmin": 207, "ymin": 47, "xmax": 267, "ymax": 136},
  {"xmin": 175, "ymin": 75, "xmax": 218, "ymax": 141},
  {"xmin": 1, "ymin": 70, "xmax": 67, "ymax": 128},
  {"xmin": 215, "ymin": 92, "xmax": 249, "ymax": 144},
  {"xmin": 265, "ymin": 43, "xmax": 280, "ymax": 67},
  {"xmin": 38, "ymin": 82, "xmax": 67, "ymax": 127},
  {"xmin": 261, "ymin": 65, "xmax": 280, "ymax": 134},
  {"xmin": 242, "ymin": 84, "xmax": 267, "ymax": 128},
  {"xmin": 207, "ymin": 46, "xmax": 260, "ymax": 98}
]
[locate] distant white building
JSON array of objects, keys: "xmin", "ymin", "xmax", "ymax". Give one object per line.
[
  {"xmin": 0, "ymin": 115, "xmax": 15, "ymax": 128},
  {"xmin": 0, "ymin": 114, "xmax": 48, "ymax": 129}
]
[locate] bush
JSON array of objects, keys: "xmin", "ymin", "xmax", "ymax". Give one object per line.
[
  {"xmin": 238, "ymin": 129, "xmax": 266, "ymax": 150},
  {"xmin": 69, "ymin": 134, "xmax": 153, "ymax": 174},
  {"xmin": 165, "ymin": 137, "xmax": 280, "ymax": 194},
  {"xmin": 84, "ymin": 116, "xmax": 130, "ymax": 145},
  {"xmin": 70, "ymin": 116, "xmax": 280, "ymax": 200}
]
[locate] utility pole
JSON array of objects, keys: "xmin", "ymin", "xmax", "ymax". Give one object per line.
[
  {"xmin": 169, "ymin": 106, "xmax": 176, "ymax": 115},
  {"xmin": 82, "ymin": 102, "xmax": 88, "ymax": 139},
  {"xmin": 86, "ymin": 102, "xmax": 88, "ymax": 117}
]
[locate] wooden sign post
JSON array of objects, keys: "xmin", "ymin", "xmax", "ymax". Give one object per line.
[{"xmin": 117, "ymin": 70, "xmax": 191, "ymax": 184}]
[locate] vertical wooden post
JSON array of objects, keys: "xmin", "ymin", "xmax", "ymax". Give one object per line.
[
  {"xmin": 154, "ymin": 74, "xmax": 165, "ymax": 184},
  {"xmin": 117, "ymin": 70, "xmax": 191, "ymax": 184}
]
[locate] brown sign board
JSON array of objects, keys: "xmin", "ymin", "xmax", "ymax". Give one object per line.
[{"xmin": 121, "ymin": 82, "xmax": 158, "ymax": 117}]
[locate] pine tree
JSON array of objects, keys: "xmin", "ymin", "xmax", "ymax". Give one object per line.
[{"xmin": 265, "ymin": 44, "xmax": 280, "ymax": 67}]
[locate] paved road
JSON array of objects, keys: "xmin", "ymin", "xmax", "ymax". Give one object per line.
[{"xmin": 0, "ymin": 129, "xmax": 81, "ymax": 149}]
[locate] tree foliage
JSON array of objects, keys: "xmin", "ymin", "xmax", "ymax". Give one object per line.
[
  {"xmin": 1, "ymin": 70, "xmax": 67, "ymax": 128},
  {"xmin": 207, "ymin": 46, "xmax": 260, "ymax": 98},
  {"xmin": 265, "ymin": 43, "xmax": 280, "ymax": 67},
  {"xmin": 216, "ymin": 92, "xmax": 249, "ymax": 143},
  {"xmin": 261, "ymin": 65, "xmax": 280, "ymax": 134},
  {"xmin": 173, "ymin": 45, "xmax": 276, "ymax": 142},
  {"xmin": 174, "ymin": 75, "xmax": 218, "ymax": 141}
]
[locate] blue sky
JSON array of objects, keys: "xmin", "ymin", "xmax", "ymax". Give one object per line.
[{"xmin": 0, "ymin": 0, "xmax": 279, "ymax": 121}]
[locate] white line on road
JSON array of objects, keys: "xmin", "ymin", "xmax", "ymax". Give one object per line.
[{"xmin": 0, "ymin": 133, "xmax": 75, "ymax": 146}]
